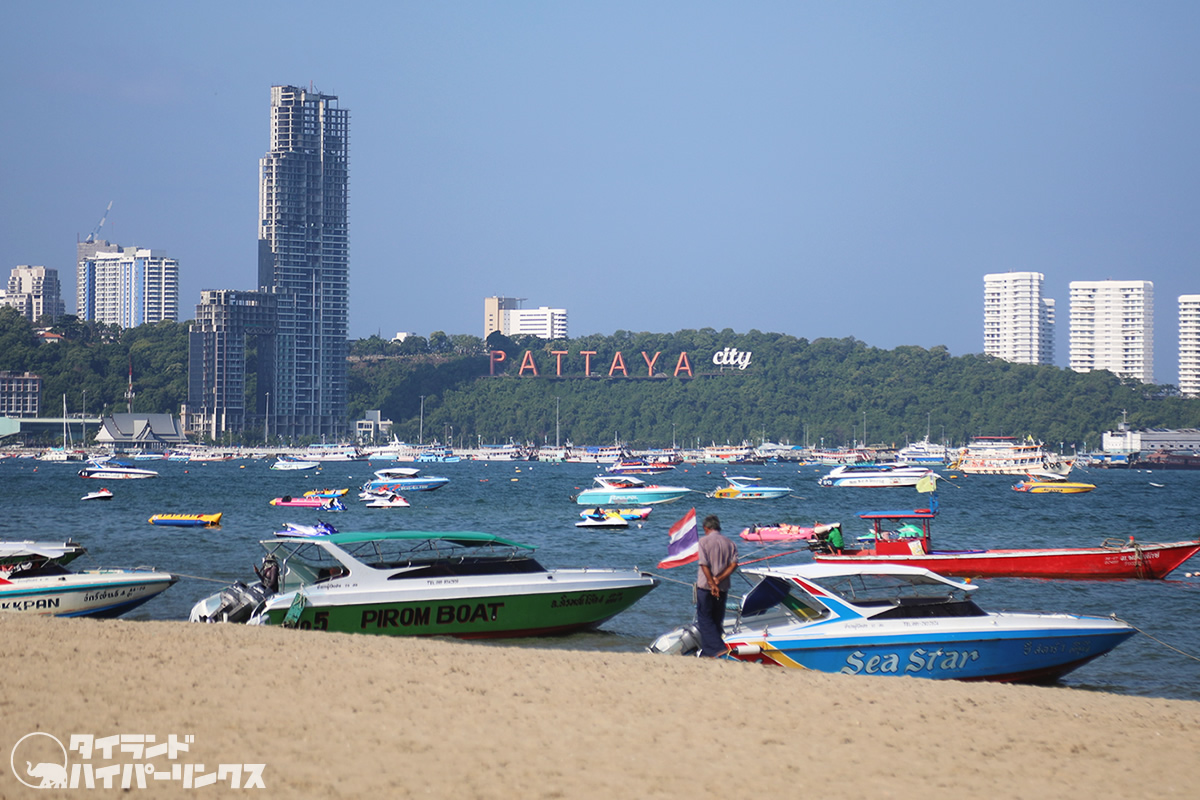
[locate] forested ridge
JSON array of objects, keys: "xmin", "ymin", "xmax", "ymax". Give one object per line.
[
  {"xmin": 4, "ymin": 308, "xmax": 1198, "ymax": 449},
  {"xmin": 348, "ymin": 329, "xmax": 1200, "ymax": 451}
]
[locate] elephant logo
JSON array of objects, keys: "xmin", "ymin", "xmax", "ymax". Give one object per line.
[
  {"xmin": 9, "ymin": 732, "xmax": 69, "ymax": 789},
  {"xmin": 26, "ymin": 760, "xmax": 68, "ymax": 788}
]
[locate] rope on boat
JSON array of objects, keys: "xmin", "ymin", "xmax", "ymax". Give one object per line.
[
  {"xmin": 172, "ymin": 572, "xmax": 235, "ymax": 584},
  {"xmin": 1122, "ymin": 618, "xmax": 1200, "ymax": 664}
]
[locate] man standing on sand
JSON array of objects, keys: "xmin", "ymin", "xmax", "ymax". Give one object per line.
[{"xmin": 695, "ymin": 514, "xmax": 738, "ymax": 657}]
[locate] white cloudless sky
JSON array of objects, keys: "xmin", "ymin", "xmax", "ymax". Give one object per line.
[{"xmin": 2, "ymin": 1, "xmax": 1198, "ymax": 383}]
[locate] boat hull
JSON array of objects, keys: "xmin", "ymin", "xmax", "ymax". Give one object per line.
[
  {"xmin": 362, "ymin": 477, "xmax": 449, "ymax": 493},
  {"xmin": 1013, "ymin": 481, "xmax": 1096, "ymax": 494},
  {"xmin": 726, "ymin": 618, "xmax": 1136, "ymax": 683},
  {"xmin": 252, "ymin": 572, "xmax": 658, "ymax": 639},
  {"xmin": 711, "ymin": 487, "xmax": 791, "ymax": 499},
  {"xmin": 0, "ymin": 570, "xmax": 177, "ymax": 618},
  {"xmin": 79, "ymin": 467, "xmax": 159, "ymax": 479},
  {"xmin": 574, "ymin": 488, "xmax": 690, "ymax": 506},
  {"xmin": 814, "ymin": 540, "xmax": 1200, "ymax": 579}
]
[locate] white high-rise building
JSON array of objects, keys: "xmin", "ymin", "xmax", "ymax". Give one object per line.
[
  {"xmin": 983, "ymin": 272, "xmax": 1055, "ymax": 365},
  {"xmin": 2, "ymin": 265, "xmax": 65, "ymax": 324},
  {"xmin": 484, "ymin": 297, "xmax": 568, "ymax": 340},
  {"xmin": 1180, "ymin": 294, "xmax": 1200, "ymax": 397},
  {"xmin": 76, "ymin": 246, "xmax": 179, "ymax": 327},
  {"xmin": 1068, "ymin": 280, "xmax": 1154, "ymax": 383}
]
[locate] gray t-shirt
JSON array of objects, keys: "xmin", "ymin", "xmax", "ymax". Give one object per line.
[{"xmin": 697, "ymin": 531, "xmax": 738, "ymax": 591}]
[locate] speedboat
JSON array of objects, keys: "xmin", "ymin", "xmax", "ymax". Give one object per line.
[
  {"xmin": 270, "ymin": 457, "xmax": 320, "ymax": 471},
  {"xmin": 817, "ymin": 463, "xmax": 934, "ymax": 488},
  {"xmin": 573, "ymin": 475, "xmax": 692, "ymax": 506},
  {"xmin": 81, "ymin": 487, "xmax": 114, "ymax": 501},
  {"xmin": 708, "ymin": 475, "xmax": 791, "ymax": 500},
  {"xmin": 148, "ymin": 513, "xmax": 223, "ymax": 527},
  {"xmin": 607, "ymin": 460, "xmax": 676, "ymax": 476},
  {"xmin": 578, "ymin": 507, "xmax": 653, "ymax": 521},
  {"xmin": 274, "ymin": 521, "xmax": 338, "ymax": 537},
  {"xmin": 362, "ymin": 467, "xmax": 450, "ymax": 494},
  {"xmin": 364, "ymin": 494, "xmax": 410, "ymax": 509},
  {"xmin": 810, "ymin": 502, "xmax": 1200, "ymax": 579},
  {"xmin": 78, "ymin": 460, "xmax": 159, "ymax": 480},
  {"xmin": 189, "ymin": 530, "xmax": 659, "ymax": 638},
  {"xmin": 739, "ymin": 522, "xmax": 840, "ymax": 543},
  {"xmin": 0, "ymin": 541, "xmax": 87, "ymax": 575},
  {"xmin": 0, "ymin": 560, "xmax": 176, "ymax": 618},
  {"xmin": 1012, "ymin": 474, "xmax": 1096, "ymax": 494},
  {"xmin": 648, "ymin": 562, "xmax": 1136, "ymax": 683}
]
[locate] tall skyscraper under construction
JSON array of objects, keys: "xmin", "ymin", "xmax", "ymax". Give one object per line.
[
  {"xmin": 187, "ymin": 85, "xmax": 349, "ymax": 441},
  {"xmin": 257, "ymin": 85, "xmax": 350, "ymax": 438}
]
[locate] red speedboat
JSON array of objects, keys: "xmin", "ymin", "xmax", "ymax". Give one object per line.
[{"xmin": 811, "ymin": 504, "xmax": 1200, "ymax": 580}]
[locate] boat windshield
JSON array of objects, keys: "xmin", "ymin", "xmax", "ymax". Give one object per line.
[
  {"xmin": 807, "ymin": 572, "xmax": 970, "ymax": 605},
  {"xmin": 267, "ymin": 536, "xmax": 538, "ymax": 592}
]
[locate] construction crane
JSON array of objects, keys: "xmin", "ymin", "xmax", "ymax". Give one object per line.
[{"xmin": 84, "ymin": 201, "xmax": 113, "ymax": 243}]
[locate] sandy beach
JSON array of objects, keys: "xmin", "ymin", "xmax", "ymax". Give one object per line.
[{"xmin": 3, "ymin": 614, "xmax": 1198, "ymax": 798}]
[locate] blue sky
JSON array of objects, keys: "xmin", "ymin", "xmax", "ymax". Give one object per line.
[{"xmin": 3, "ymin": 2, "xmax": 1198, "ymax": 384}]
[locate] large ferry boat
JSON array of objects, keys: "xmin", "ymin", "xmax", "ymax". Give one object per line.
[{"xmin": 952, "ymin": 436, "xmax": 1073, "ymax": 476}]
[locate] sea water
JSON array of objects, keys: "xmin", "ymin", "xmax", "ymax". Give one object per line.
[{"xmin": 4, "ymin": 458, "xmax": 1199, "ymax": 701}]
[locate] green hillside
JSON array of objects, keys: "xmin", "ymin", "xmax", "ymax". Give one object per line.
[{"xmin": 4, "ymin": 308, "xmax": 1197, "ymax": 448}]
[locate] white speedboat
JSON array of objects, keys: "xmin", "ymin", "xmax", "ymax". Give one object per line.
[
  {"xmin": 0, "ymin": 562, "xmax": 176, "ymax": 618},
  {"xmin": 817, "ymin": 463, "xmax": 933, "ymax": 488},
  {"xmin": 274, "ymin": 521, "xmax": 338, "ymax": 538},
  {"xmin": 81, "ymin": 487, "xmax": 114, "ymax": 501},
  {"xmin": 707, "ymin": 475, "xmax": 791, "ymax": 500},
  {"xmin": 364, "ymin": 494, "xmax": 411, "ymax": 508},
  {"xmin": 190, "ymin": 531, "xmax": 659, "ymax": 638},
  {"xmin": 573, "ymin": 475, "xmax": 692, "ymax": 506},
  {"xmin": 649, "ymin": 562, "xmax": 1135, "ymax": 683},
  {"xmin": 270, "ymin": 457, "xmax": 320, "ymax": 471},
  {"xmin": 78, "ymin": 460, "xmax": 159, "ymax": 480}
]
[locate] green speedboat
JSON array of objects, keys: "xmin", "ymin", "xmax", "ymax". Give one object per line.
[{"xmin": 189, "ymin": 531, "xmax": 659, "ymax": 638}]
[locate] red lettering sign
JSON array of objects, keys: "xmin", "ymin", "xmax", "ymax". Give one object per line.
[
  {"xmin": 518, "ymin": 351, "xmax": 539, "ymax": 376},
  {"xmin": 674, "ymin": 352, "xmax": 693, "ymax": 377},
  {"xmin": 490, "ymin": 350, "xmax": 507, "ymax": 376}
]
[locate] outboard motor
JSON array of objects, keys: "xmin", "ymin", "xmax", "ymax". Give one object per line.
[{"xmin": 647, "ymin": 623, "xmax": 702, "ymax": 656}]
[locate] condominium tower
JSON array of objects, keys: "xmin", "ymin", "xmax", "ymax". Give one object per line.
[
  {"xmin": 1068, "ymin": 280, "xmax": 1154, "ymax": 383},
  {"xmin": 982, "ymin": 272, "xmax": 1055, "ymax": 365},
  {"xmin": 257, "ymin": 85, "xmax": 350, "ymax": 438},
  {"xmin": 2, "ymin": 265, "xmax": 65, "ymax": 324},
  {"xmin": 76, "ymin": 245, "xmax": 178, "ymax": 327},
  {"xmin": 1180, "ymin": 295, "xmax": 1200, "ymax": 397}
]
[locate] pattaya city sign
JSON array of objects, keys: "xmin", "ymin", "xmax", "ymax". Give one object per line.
[{"xmin": 489, "ymin": 348, "xmax": 752, "ymax": 377}]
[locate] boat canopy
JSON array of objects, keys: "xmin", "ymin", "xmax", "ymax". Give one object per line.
[
  {"xmin": 857, "ymin": 508, "xmax": 938, "ymax": 521},
  {"xmin": 273, "ymin": 530, "xmax": 533, "ymax": 550}
]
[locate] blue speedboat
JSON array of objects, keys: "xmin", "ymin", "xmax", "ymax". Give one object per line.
[
  {"xmin": 361, "ymin": 467, "xmax": 449, "ymax": 494},
  {"xmin": 650, "ymin": 562, "xmax": 1135, "ymax": 683}
]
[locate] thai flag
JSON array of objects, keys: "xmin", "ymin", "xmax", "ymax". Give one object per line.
[{"xmin": 658, "ymin": 507, "xmax": 699, "ymax": 569}]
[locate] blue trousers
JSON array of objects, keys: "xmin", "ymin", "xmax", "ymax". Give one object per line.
[{"xmin": 695, "ymin": 589, "xmax": 728, "ymax": 657}]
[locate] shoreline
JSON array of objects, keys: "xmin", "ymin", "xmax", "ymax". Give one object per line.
[{"xmin": 4, "ymin": 615, "xmax": 1199, "ymax": 798}]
